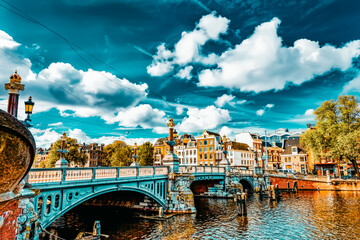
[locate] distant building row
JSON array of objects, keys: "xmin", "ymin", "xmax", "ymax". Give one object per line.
[{"xmin": 153, "ymin": 129, "xmax": 311, "ymax": 174}]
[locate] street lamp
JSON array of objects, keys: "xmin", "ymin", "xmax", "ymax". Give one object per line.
[{"xmin": 24, "ymin": 96, "xmax": 34, "ymax": 127}]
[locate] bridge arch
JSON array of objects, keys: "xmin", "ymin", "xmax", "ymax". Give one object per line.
[
  {"xmin": 239, "ymin": 178, "xmax": 254, "ymax": 191},
  {"xmin": 37, "ymin": 185, "xmax": 167, "ymax": 229}
]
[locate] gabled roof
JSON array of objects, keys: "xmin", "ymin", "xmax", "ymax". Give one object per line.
[
  {"xmin": 154, "ymin": 137, "xmax": 168, "ymax": 146},
  {"xmin": 227, "ymin": 141, "xmax": 250, "ymax": 151},
  {"xmin": 282, "ymin": 138, "xmax": 307, "ymax": 154},
  {"xmin": 283, "ymin": 139, "xmax": 300, "ymax": 149},
  {"xmin": 283, "ymin": 146, "xmax": 307, "ymax": 155},
  {"xmin": 202, "ymin": 130, "xmax": 220, "ymax": 137}
]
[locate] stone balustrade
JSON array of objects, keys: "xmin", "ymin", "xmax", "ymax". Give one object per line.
[
  {"xmin": 28, "ymin": 166, "xmax": 170, "ymax": 184},
  {"xmin": 28, "ymin": 166, "xmax": 255, "ymax": 185},
  {"xmin": 178, "ymin": 166, "xmax": 226, "ymax": 174},
  {"xmin": 28, "ymin": 170, "xmax": 62, "ymax": 183}
]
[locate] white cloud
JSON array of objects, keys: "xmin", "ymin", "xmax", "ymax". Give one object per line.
[
  {"xmin": 219, "ymin": 126, "xmax": 232, "ymax": 137},
  {"xmin": 48, "ymin": 122, "xmax": 63, "ymax": 126},
  {"xmin": 177, "ymin": 105, "xmax": 231, "ymax": 132},
  {"xmin": 215, "ymin": 94, "xmax": 235, "ymax": 107},
  {"xmin": 114, "ymin": 104, "xmax": 168, "ymax": 130},
  {"xmin": 0, "ymin": 30, "xmax": 20, "ymax": 49},
  {"xmin": 282, "ymin": 109, "xmax": 316, "ymax": 123},
  {"xmin": 147, "ymin": 12, "xmax": 230, "ymax": 76},
  {"xmin": 176, "ymin": 66, "xmax": 193, "ymax": 80},
  {"xmin": 256, "ymin": 109, "xmax": 265, "ymax": 116},
  {"xmin": 198, "ymin": 17, "xmax": 360, "ymax": 92},
  {"xmin": 342, "ymin": 74, "xmax": 360, "ymax": 94},
  {"xmin": 304, "ymin": 109, "xmax": 314, "ymax": 116},
  {"xmin": 256, "ymin": 103, "xmax": 274, "ymax": 116},
  {"xmin": 31, "ymin": 127, "xmax": 157, "ymax": 148},
  {"xmin": 176, "ymin": 106, "xmax": 184, "ymax": 115},
  {"xmin": 0, "ymin": 30, "xmax": 149, "ymax": 124},
  {"xmin": 237, "ymin": 100, "xmax": 247, "ymax": 105},
  {"xmin": 30, "ymin": 128, "xmax": 62, "ymax": 149}
]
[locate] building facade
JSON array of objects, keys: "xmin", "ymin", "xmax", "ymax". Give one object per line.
[
  {"xmin": 235, "ymin": 132, "xmax": 263, "ymax": 167},
  {"xmin": 175, "ymin": 139, "xmax": 197, "ymax": 166},
  {"xmin": 225, "ymin": 141, "xmax": 256, "ymax": 168},
  {"xmin": 281, "ymin": 139, "xmax": 309, "ymax": 174},
  {"xmin": 81, "ymin": 143, "xmax": 105, "ymax": 167},
  {"xmin": 196, "ymin": 130, "xmax": 223, "ymax": 166}
]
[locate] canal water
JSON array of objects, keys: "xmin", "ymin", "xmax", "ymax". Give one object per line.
[{"xmin": 43, "ymin": 191, "xmax": 360, "ymax": 239}]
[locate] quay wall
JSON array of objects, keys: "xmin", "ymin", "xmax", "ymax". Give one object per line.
[
  {"xmin": 0, "ymin": 199, "xmax": 21, "ymax": 239},
  {"xmin": 270, "ymin": 176, "xmax": 360, "ymax": 191}
]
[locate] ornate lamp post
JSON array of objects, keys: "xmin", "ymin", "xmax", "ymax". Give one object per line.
[
  {"xmin": 162, "ymin": 118, "xmax": 179, "ymax": 173},
  {"xmin": 4, "ymin": 70, "xmax": 24, "ymax": 118},
  {"xmin": 55, "ymin": 133, "xmax": 69, "ymax": 168},
  {"xmin": 130, "ymin": 143, "xmax": 139, "ymax": 166},
  {"xmin": 24, "ymin": 96, "xmax": 35, "ymax": 127},
  {"xmin": 219, "ymin": 136, "xmax": 230, "ymax": 171}
]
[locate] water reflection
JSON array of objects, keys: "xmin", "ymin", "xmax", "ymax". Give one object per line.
[{"xmin": 43, "ymin": 191, "xmax": 360, "ymax": 240}]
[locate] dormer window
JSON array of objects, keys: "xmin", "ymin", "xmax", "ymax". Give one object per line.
[{"xmin": 291, "ymin": 147, "xmax": 298, "ymax": 154}]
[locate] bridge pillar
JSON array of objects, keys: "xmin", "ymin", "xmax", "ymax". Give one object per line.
[
  {"xmin": 166, "ymin": 173, "xmax": 196, "ymax": 213},
  {"xmin": 0, "ymin": 109, "xmax": 39, "ymax": 239}
]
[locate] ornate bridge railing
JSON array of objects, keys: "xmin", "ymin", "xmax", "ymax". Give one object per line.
[
  {"xmin": 179, "ymin": 166, "xmax": 226, "ymax": 174},
  {"xmin": 229, "ymin": 168, "xmax": 254, "ymax": 176},
  {"xmin": 28, "ymin": 166, "xmax": 169, "ymax": 184}
]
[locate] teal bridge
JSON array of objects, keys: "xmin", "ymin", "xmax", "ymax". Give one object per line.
[{"xmin": 27, "ymin": 166, "xmax": 256, "ymax": 230}]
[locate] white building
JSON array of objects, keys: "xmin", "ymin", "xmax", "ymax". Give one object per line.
[
  {"xmin": 226, "ymin": 141, "xmax": 256, "ymax": 169},
  {"xmin": 174, "ymin": 139, "xmax": 197, "ymax": 166}
]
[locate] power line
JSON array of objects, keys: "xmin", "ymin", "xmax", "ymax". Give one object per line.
[
  {"xmin": 0, "ymin": 0, "xmax": 200, "ymax": 123},
  {"xmin": 0, "ymin": 0, "xmax": 168, "ymax": 101}
]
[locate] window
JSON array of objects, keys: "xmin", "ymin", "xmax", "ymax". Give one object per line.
[
  {"xmin": 199, "ymin": 147, "xmax": 202, "ymax": 152},
  {"xmin": 204, "ymin": 154, "xmax": 208, "ymax": 159},
  {"xmin": 204, "ymin": 140, "xmax": 208, "ymax": 145},
  {"xmin": 204, "ymin": 147, "xmax": 208, "ymax": 152},
  {"xmin": 200, "ymin": 154, "xmax": 203, "ymax": 160},
  {"xmin": 292, "ymin": 147, "xmax": 298, "ymax": 154},
  {"xmin": 209, "ymin": 140, "xmax": 213, "ymax": 145},
  {"xmin": 199, "ymin": 140, "xmax": 202, "ymax": 145},
  {"xmin": 209, "ymin": 146, "xmax": 213, "ymax": 152},
  {"xmin": 210, "ymin": 153, "xmax": 213, "ymax": 159}
]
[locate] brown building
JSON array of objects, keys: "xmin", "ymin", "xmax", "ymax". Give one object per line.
[
  {"xmin": 280, "ymin": 139, "xmax": 309, "ymax": 174},
  {"xmin": 81, "ymin": 143, "xmax": 105, "ymax": 167},
  {"xmin": 153, "ymin": 132, "xmax": 194, "ymax": 165},
  {"xmin": 263, "ymin": 142, "xmax": 283, "ymax": 170},
  {"xmin": 153, "ymin": 137, "xmax": 170, "ymax": 165},
  {"xmin": 196, "ymin": 130, "xmax": 223, "ymax": 166},
  {"xmin": 32, "ymin": 148, "xmax": 49, "ymax": 168}
]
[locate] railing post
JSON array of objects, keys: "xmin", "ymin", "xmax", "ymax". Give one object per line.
[
  {"xmin": 211, "ymin": 165, "xmax": 213, "ymax": 174},
  {"xmin": 136, "ymin": 167, "xmax": 139, "ymax": 178},
  {"xmin": 153, "ymin": 166, "xmax": 156, "ymax": 176},
  {"xmin": 92, "ymin": 168, "xmax": 96, "ymax": 181},
  {"xmin": 62, "ymin": 168, "xmax": 66, "ymax": 183},
  {"xmin": 116, "ymin": 167, "xmax": 119, "ymax": 179}
]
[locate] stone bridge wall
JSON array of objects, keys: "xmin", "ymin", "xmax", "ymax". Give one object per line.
[{"xmin": 270, "ymin": 176, "xmax": 360, "ymax": 191}]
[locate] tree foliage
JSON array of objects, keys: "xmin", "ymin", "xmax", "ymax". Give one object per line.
[
  {"xmin": 137, "ymin": 142, "xmax": 154, "ymax": 166},
  {"xmin": 103, "ymin": 140, "xmax": 132, "ymax": 167},
  {"xmin": 300, "ymin": 95, "xmax": 360, "ymax": 176},
  {"xmin": 45, "ymin": 137, "xmax": 87, "ymax": 168}
]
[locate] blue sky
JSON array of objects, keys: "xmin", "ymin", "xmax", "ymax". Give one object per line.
[{"xmin": 1, "ymin": 0, "xmax": 360, "ymax": 148}]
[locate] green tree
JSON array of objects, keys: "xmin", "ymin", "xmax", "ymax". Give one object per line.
[
  {"xmin": 103, "ymin": 140, "xmax": 132, "ymax": 167},
  {"xmin": 301, "ymin": 95, "xmax": 360, "ymax": 177},
  {"xmin": 137, "ymin": 142, "xmax": 154, "ymax": 166},
  {"xmin": 45, "ymin": 137, "xmax": 87, "ymax": 168}
]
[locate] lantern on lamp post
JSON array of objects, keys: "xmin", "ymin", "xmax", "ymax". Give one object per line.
[{"xmin": 24, "ymin": 96, "xmax": 34, "ymax": 127}]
